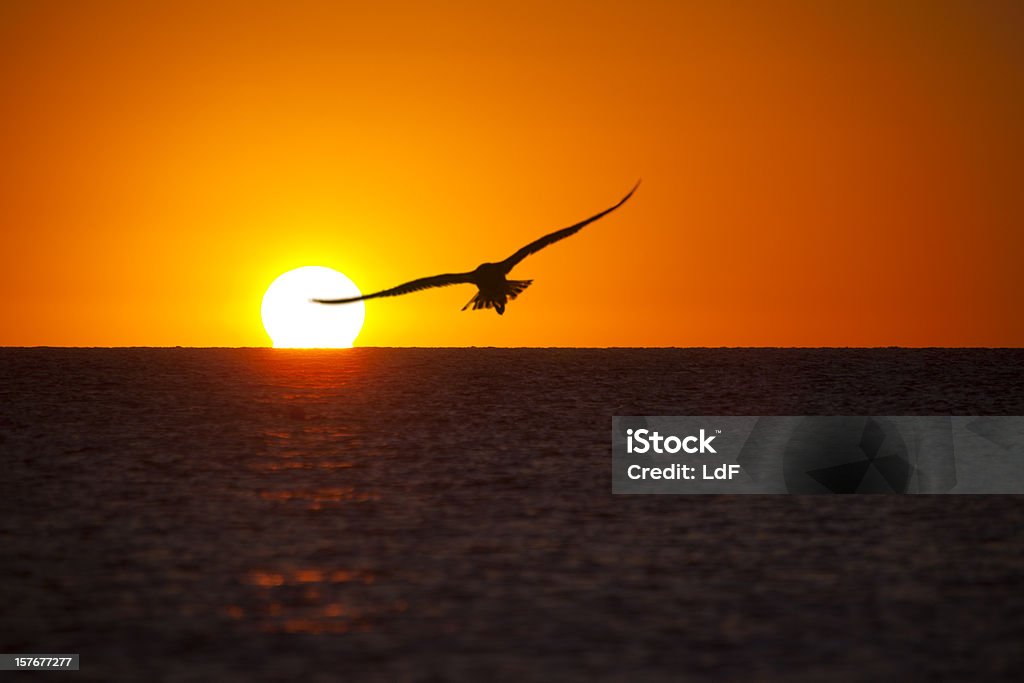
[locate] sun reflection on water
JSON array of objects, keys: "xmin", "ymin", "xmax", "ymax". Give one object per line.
[
  {"xmin": 226, "ymin": 351, "xmax": 405, "ymax": 635},
  {"xmin": 230, "ymin": 568, "xmax": 403, "ymax": 634},
  {"xmin": 257, "ymin": 487, "xmax": 379, "ymax": 509}
]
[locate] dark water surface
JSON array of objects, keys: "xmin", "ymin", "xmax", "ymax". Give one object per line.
[{"xmin": 2, "ymin": 348, "xmax": 1023, "ymax": 681}]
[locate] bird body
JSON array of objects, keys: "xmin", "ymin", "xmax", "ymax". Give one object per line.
[
  {"xmin": 462, "ymin": 262, "xmax": 532, "ymax": 315},
  {"xmin": 313, "ymin": 181, "xmax": 639, "ymax": 315}
]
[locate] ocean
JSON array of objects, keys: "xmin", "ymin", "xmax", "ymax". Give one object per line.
[{"xmin": 2, "ymin": 348, "xmax": 1022, "ymax": 681}]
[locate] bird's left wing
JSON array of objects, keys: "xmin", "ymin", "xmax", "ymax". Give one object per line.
[
  {"xmin": 499, "ymin": 180, "xmax": 640, "ymax": 272},
  {"xmin": 312, "ymin": 272, "xmax": 473, "ymax": 304}
]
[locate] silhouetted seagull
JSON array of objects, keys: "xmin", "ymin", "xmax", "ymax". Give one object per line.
[{"xmin": 313, "ymin": 181, "xmax": 640, "ymax": 315}]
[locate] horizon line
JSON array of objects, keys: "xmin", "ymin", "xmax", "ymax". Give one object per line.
[{"xmin": 2, "ymin": 345, "xmax": 1022, "ymax": 351}]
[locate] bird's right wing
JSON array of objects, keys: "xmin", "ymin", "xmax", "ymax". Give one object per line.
[{"xmin": 312, "ymin": 272, "xmax": 473, "ymax": 304}]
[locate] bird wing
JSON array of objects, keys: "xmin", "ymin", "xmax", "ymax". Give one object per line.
[
  {"xmin": 500, "ymin": 180, "xmax": 640, "ymax": 272},
  {"xmin": 312, "ymin": 272, "xmax": 474, "ymax": 304}
]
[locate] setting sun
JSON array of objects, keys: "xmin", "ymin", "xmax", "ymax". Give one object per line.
[{"xmin": 261, "ymin": 266, "xmax": 365, "ymax": 348}]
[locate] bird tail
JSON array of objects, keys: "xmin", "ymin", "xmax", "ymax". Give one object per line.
[{"xmin": 461, "ymin": 280, "xmax": 533, "ymax": 313}]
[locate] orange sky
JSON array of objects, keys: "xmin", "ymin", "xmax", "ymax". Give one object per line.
[{"xmin": 2, "ymin": 0, "xmax": 1022, "ymax": 347}]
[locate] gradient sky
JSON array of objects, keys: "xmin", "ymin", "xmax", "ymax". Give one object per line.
[{"xmin": 2, "ymin": 0, "xmax": 1022, "ymax": 347}]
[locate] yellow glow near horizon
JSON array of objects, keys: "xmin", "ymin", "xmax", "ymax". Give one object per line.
[{"xmin": 261, "ymin": 266, "xmax": 365, "ymax": 348}]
